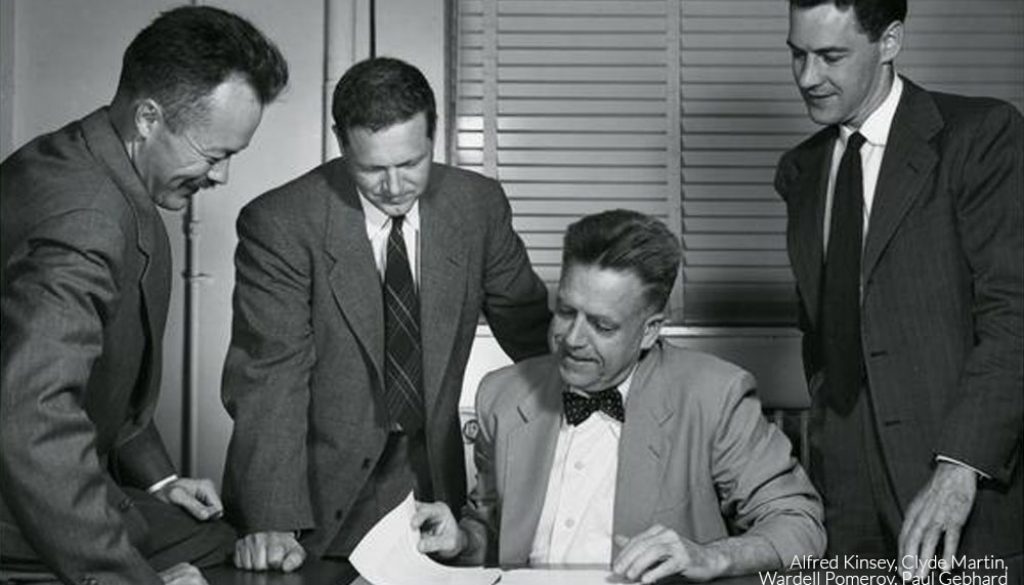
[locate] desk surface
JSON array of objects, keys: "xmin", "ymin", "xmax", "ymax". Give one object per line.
[{"xmin": 203, "ymin": 560, "xmax": 770, "ymax": 585}]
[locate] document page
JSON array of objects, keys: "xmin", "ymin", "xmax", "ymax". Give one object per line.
[{"xmin": 349, "ymin": 492, "xmax": 501, "ymax": 585}]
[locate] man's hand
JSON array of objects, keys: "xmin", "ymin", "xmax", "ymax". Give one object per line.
[
  {"xmin": 153, "ymin": 477, "xmax": 223, "ymax": 521},
  {"xmin": 159, "ymin": 562, "xmax": 208, "ymax": 585},
  {"xmin": 234, "ymin": 531, "xmax": 306, "ymax": 572},
  {"xmin": 411, "ymin": 501, "xmax": 467, "ymax": 559},
  {"xmin": 899, "ymin": 462, "xmax": 978, "ymax": 580},
  {"xmin": 613, "ymin": 525, "xmax": 727, "ymax": 583}
]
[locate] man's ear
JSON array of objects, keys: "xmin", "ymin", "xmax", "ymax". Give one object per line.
[
  {"xmin": 133, "ymin": 99, "xmax": 163, "ymax": 140},
  {"xmin": 640, "ymin": 310, "xmax": 666, "ymax": 350},
  {"xmin": 332, "ymin": 124, "xmax": 347, "ymax": 155},
  {"xmin": 878, "ymin": 20, "xmax": 903, "ymax": 65}
]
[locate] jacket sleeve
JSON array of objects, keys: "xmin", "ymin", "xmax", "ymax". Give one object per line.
[
  {"xmin": 711, "ymin": 370, "xmax": 826, "ymax": 565},
  {"xmin": 221, "ymin": 202, "xmax": 316, "ymax": 533},
  {"xmin": 479, "ymin": 184, "xmax": 551, "ymax": 361},
  {"xmin": 457, "ymin": 373, "xmax": 504, "ymax": 566},
  {"xmin": 0, "ymin": 210, "xmax": 162, "ymax": 584},
  {"xmin": 936, "ymin": 102, "xmax": 1024, "ymax": 482}
]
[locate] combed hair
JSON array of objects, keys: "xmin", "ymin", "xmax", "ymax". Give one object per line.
[
  {"xmin": 789, "ymin": 0, "xmax": 907, "ymax": 41},
  {"xmin": 117, "ymin": 5, "xmax": 289, "ymax": 131},
  {"xmin": 331, "ymin": 57, "xmax": 437, "ymax": 146},
  {"xmin": 562, "ymin": 209, "xmax": 682, "ymax": 312}
]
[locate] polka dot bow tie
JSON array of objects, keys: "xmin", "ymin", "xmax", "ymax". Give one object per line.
[{"xmin": 562, "ymin": 387, "xmax": 625, "ymax": 426}]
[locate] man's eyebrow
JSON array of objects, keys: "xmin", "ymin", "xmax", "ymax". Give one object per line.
[{"xmin": 786, "ymin": 40, "xmax": 847, "ymax": 54}]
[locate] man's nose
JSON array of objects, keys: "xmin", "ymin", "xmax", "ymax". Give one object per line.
[
  {"xmin": 208, "ymin": 159, "xmax": 230, "ymax": 185},
  {"xmin": 383, "ymin": 167, "xmax": 401, "ymax": 196},
  {"xmin": 564, "ymin": 314, "xmax": 587, "ymax": 347},
  {"xmin": 796, "ymin": 56, "xmax": 821, "ymax": 89}
]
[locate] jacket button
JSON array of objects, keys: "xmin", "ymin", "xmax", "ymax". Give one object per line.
[
  {"xmin": 361, "ymin": 458, "xmax": 372, "ymax": 470},
  {"xmin": 118, "ymin": 498, "xmax": 133, "ymax": 511},
  {"xmin": 335, "ymin": 508, "xmax": 344, "ymax": 520}
]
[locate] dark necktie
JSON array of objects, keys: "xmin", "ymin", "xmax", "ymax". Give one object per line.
[
  {"xmin": 821, "ymin": 132, "xmax": 867, "ymax": 409},
  {"xmin": 562, "ymin": 387, "xmax": 625, "ymax": 426},
  {"xmin": 383, "ymin": 215, "xmax": 425, "ymax": 431}
]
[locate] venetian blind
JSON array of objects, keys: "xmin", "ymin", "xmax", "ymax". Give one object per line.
[{"xmin": 451, "ymin": 0, "xmax": 1024, "ymax": 325}]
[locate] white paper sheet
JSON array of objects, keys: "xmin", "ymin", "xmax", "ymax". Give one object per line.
[{"xmin": 349, "ymin": 492, "xmax": 501, "ymax": 585}]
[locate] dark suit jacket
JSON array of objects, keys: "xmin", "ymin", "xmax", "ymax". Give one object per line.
[
  {"xmin": 1, "ymin": 109, "xmax": 175, "ymax": 584},
  {"xmin": 221, "ymin": 158, "xmax": 551, "ymax": 555},
  {"xmin": 460, "ymin": 341, "xmax": 825, "ymax": 567},
  {"xmin": 775, "ymin": 78, "xmax": 1023, "ymax": 555}
]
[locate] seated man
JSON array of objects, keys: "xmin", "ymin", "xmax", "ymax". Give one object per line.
[{"xmin": 415, "ymin": 209, "xmax": 825, "ymax": 582}]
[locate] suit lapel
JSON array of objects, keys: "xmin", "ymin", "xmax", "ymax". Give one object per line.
[
  {"xmin": 862, "ymin": 80, "xmax": 942, "ymax": 281},
  {"xmin": 81, "ymin": 109, "xmax": 170, "ymax": 399},
  {"xmin": 789, "ymin": 128, "xmax": 836, "ymax": 329},
  {"xmin": 323, "ymin": 162, "xmax": 385, "ymax": 384},
  {"xmin": 501, "ymin": 368, "xmax": 562, "ymax": 562},
  {"xmin": 419, "ymin": 166, "xmax": 468, "ymax": 419},
  {"xmin": 614, "ymin": 346, "xmax": 676, "ymax": 545}
]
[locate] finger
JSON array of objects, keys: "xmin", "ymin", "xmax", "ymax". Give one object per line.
[
  {"xmin": 612, "ymin": 526, "xmax": 664, "ymax": 574},
  {"xmin": 917, "ymin": 525, "xmax": 942, "ymax": 580},
  {"xmin": 167, "ymin": 487, "xmax": 213, "ymax": 521},
  {"xmin": 252, "ymin": 533, "xmax": 268, "ymax": 571},
  {"xmin": 641, "ymin": 556, "xmax": 681, "ymax": 585},
  {"xmin": 266, "ymin": 540, "xmax": 285, "ymax": 569},
  {"xmin": 282, "ymin": 545, "xmax": 306, "ymax": 572},
  {"xmin": 942, "ymin": 527, "xmax": 961, "ymax": 574},
  {"xmin": 410, "ymin": 507, "xmax": 435, "ymax": 530},
  {"xmin": 623, "ymin": 542, "xmax": 672, "ymax": 582},
  {"xmin": 899, "ymin": 495, "xmax": 926, "ymax": 557},
  {"xmin": 234, "ymin": 539, "xmax": 252, "ymax": 570},
  {"xmin": 195, "ymin": 482, "xmax": 224, "ymax": 517}
]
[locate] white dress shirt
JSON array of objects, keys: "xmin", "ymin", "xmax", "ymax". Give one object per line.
[
  {"xmin": 822, "ymin": 74, "xmax": 903, "ymax": 251},
  {"xmin": 358, "ymin": 192, "xmax": 421, "ymax": 285},
  {"xmin": 528, "ymin": 371, "xmax": 635, "ymax": 566}
]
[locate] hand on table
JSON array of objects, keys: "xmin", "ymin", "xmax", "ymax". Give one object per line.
[
  {"xmin": 159, "ymin": 562, "xmax": 208, "ymax": 585},
  {"xmin": 234, "ymin": 531, "xmax": 307, "ymax": 572},
  {"xmin": 411, "ymin": 501, "xmax": 467, "ymax": 559},
  {"xmin": 613, "ymin": 525, "xmax": 726, "ymax": 583},
  {"xmin": 899, "ymin": 462, "xmax": 978, "ymax": 580},
  {"xmin": 153, "ymin": 477, "xmax": 223, "ymax": 521}
]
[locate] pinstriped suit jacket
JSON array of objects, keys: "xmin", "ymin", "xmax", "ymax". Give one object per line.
[{"xmin": 775, "ymin": 77, "xmax": 1023, "ymax": 555}]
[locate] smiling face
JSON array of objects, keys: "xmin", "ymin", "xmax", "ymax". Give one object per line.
[
  {"xmin": 549, "ymin": 263, "xmax": 664, "ymax": 394},
  {"xmin": 340, "ymin": 111, "xmax": 434, "ymax": 217},
  {"xmin": 134, "ymin": 76, "xmax": 263, "ymax": 211},
  {"xmin": 787, "ymin": 3, "xmax": 902, "ymax": 128}
]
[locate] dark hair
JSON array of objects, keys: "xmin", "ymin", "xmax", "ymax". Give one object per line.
[
  {"xmin": 117, "ymin": 5, "xmax": 289, "ymax": 130},
  {"xmin": 789, "ymin": 0, "xmax": 906, "ymax": 41},
  {"xmin": 331, "ymin": 57, "xmax": 437, "ymax": 146},
  {"xmin": 562, "ymin": 210, "xmax": 681, "ymax": 312}
]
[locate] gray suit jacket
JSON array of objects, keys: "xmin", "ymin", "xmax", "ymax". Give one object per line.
[
  {"xmin": 775, "ymin": 77, "xmax": 1023, "ymax": 554},
  {"xmin": 460, "ymin": 341, "xmax": 825, "ymax": 567},
  {"xmin": 1, "ymin": 109, "xmax": 175, "ymax": 584},
  {"xmin": 221, "ymin": 159, "xmax": 550, "ymax": 555}
]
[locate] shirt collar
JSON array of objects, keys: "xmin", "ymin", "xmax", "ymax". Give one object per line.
[
  {"xmin": 567, "ymin": 365, "xmax": 637, "ymax": 403},
  {"xmin": 840, "ymin": 73, "xmax": 903, "ymax": 148},
  {"xmin": 357, "ymin": 190, "xmax": 421, "ymax": 238}
]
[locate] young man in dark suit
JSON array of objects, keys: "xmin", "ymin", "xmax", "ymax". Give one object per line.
[
  {"xmin": 222, "ymin": 57, "xmax": 551, "ymax": 572},
  {"xmin": 1, "ymin": 7, "xmax": 288, "ymax": 585},
  {"xmin": 776, "ymin": 0, "xmax": 1022, "ymax": 577}
]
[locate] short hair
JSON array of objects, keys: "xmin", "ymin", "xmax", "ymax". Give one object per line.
[
  {"xmin": 789, "ymin": 0, "xmax": 907, "ymax": 41},
  {"xmin": 117, "ymin": 5, "xmax": 289, "ymax": 131},
  {"xmin": 331, "ymin": 57, "xmax": 437, "ymax": 147},
  {"xmin": 562, "ymin": 209, "xmax": 682, "ymax": 312}
]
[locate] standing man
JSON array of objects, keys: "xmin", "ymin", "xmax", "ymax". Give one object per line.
[
  {"xmin": 776, "ymin": 0, "xmax": 1022, "ymax": 576},
  {"xmin": 414, "ymin": 210, "xmax": 825, "ymax": 582},
  {"xmin": 222, "ymin": 57, "xmax": 551, "ymax": 572},
  {"xmin": 1, "ymin": 6, "xmax": 288, "ymax": 585}
]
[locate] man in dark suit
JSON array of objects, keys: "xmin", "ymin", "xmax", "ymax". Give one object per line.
[
  {"xmin": 776, "ymin": 0, "xmax": 1022, "ymax": 577},
  {"xmin": 0, "ymin": 6, "xmax": 288, "ymax": 585},
  {"xmin": 222, "ymin": 57, "xmax": 551, "ymax": 572},
  {"xmin": 415, "ymin": 210, "xmax": 824, "ymax": 581}
]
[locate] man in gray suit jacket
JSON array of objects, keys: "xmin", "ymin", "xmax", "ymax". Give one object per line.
[
  {"xmin": 777, "ymin": 0, "xmax": 1022, "ymax": 577},
  {"xmin": 415, "ymin": 210, "xmax": 824, "ymax": 582},
  {"xmin": 1, "ymin": 7, "xmax": 288, "ymax": 585},
  {"xmin": 222, "ymin": 57, "xmax": 551, "ymax": 571}
]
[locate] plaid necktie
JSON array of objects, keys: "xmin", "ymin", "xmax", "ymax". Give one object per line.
[
  {"xmin": 562, "ymin": 387, "xmax": 625, "ymax": 426},
  {"xmin": 383, "ymin": 215, "xmax": 425, "ymax": 431},
  {"xmin": 821, "ymin": 132, "xmax": 867, "ymax": 410}
]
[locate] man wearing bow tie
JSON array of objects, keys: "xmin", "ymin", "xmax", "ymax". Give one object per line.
[{"xmin": 413, "ymin": 210, "xmax": 825, "ymax": 582}]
